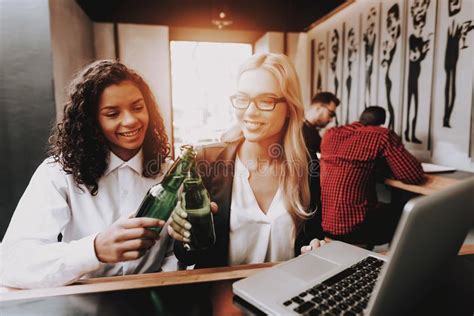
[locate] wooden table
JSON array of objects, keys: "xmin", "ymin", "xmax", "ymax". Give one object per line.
[
  {"xmin": 2, "ymin": 245, "xmax": 474, "ymax": 316},
  {"xmin": 384, "ymin": 171, "xmax": 473, "ymax": 195},
  {"xmin": 2, "ymin": 243, "xmax": 474, "ymax": 301},
  {"xmin": 0, "ymin": 263, "xmax": 275, "ymax": 302},
  {"xmin": 1, "ymin": 264, "xmax": 278, "ymax": 316}
]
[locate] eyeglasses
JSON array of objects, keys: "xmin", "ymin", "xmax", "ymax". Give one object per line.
[{"xmin": 230, "ymin": 95, "xmax": 286, "ymax": 111}]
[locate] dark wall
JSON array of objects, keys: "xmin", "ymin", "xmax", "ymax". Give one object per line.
[{"xmin": 0, "ymin": 0, "xmax": 56, "ymax": 239}]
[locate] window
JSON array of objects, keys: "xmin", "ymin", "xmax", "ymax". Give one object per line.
[{"xmin": 170, "ymin": 41, "xmax": 252, "ymax": 155}]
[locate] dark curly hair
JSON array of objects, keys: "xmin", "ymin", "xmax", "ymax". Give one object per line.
[{"xmin": 49, "ymin": 60, "xmax": 170, "ymax": 195}]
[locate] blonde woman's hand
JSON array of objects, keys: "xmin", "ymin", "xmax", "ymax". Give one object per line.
[
  {"xmin": 300, "ymin": 238, "xmax": 328, "ymax": 255},
  {"xmin": 168, "ymin": 202, "xmax": 218, "ymax": 242},
  {"xmin": 167, "ymin": 202, "xmax": 192, "ymax": 242}
]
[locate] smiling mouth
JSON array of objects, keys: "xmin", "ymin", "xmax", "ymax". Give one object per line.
[
  {"xmin": 244, "ymin": 120, "xmax": 265, "ymax": 129},
  {"xmin": 118, "ymin": 128, "xmax": 142, "ymax": 137}
]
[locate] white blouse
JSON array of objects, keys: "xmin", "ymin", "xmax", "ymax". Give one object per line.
[
  {"xmin": 229, "ymin": 157, "xmax": 295, "ymax": 265},
  {"xmin": 1, "ymin": 151, "xmax": 176, "ymax": 289}
]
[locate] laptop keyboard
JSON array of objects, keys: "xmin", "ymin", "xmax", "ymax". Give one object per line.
[{"xmin": 282, "ymin": 256, "xmax": 384, "ymax": 315}]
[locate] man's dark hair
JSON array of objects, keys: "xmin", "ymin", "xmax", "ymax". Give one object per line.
[
  {"xmin": 311, "ymin": 92, "xmax": 340, "ymax": 107},
  {"xmin": 359, "ymin": 106, "xmax": 386, "ymax": 126}
]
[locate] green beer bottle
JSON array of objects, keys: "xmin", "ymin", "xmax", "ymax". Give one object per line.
[
  {"xmin": 181, "ymin": 165, "xmax": 216, "ymax": 250},
  {"xmin": 135, "ymin": 145, "xmax": 196, "ymax": 232}
]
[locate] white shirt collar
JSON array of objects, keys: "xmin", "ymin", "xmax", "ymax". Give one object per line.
[{"xmin": 105, "ymin": 149, "xmax": 143, "ymax": 176}]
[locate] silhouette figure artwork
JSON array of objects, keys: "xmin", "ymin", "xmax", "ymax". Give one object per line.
[
  {"xmin": 345, "ymin": 27, "xmax": 358, "ymax": 124},
  {"xmin": 443, "ymin": 0, "xmax": 474, "ymax": 128},
  {"xmin": 381, "ymin": 4, "xmax": 401, "ymax": 130},
  {"xmin": 405, "ymin": 0, "xmax": 432, "ymax": 144},
  {"xmin": 329, "ymin": 29, "xmax": 340, "ymax": 96},
  {"xmin": 316, "ymin": 42, "xmax": 326, "ymax": 93},
  {"xmin": 363, "ymin": 7, "xmax": 377, "ymax": 108}
]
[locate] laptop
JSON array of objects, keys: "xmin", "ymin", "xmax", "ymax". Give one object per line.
[{"xmin": 233, "ymin": 177, "xmax": 474, "ymax": 315}]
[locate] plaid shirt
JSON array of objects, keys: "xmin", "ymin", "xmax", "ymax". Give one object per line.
[{"xmin": 320, "ymin": 122, "xmax": 424, "ymax": 235}]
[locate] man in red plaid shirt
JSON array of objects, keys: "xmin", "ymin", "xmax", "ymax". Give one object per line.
[{"xmin": 320, "ymin": 106, "xmax": 424, "ymax": 246}]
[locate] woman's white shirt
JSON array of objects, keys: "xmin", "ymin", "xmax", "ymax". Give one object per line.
[
  {"xmin": 1, "ymin": 151, "xmax": 175, "ymax": 288},
  {"xmin": 229, "ymin": 157, "xmax": 295, "ymax": 265}
]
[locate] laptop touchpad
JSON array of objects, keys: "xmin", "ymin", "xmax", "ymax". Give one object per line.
[{"xmin": 279, "ymin": 254, "xmax": 339, "ymax": 281}]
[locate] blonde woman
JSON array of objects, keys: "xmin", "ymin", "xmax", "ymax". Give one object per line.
[{"xmin": 169, "ymin": 53, "xmax": 324, "ymax": 268}]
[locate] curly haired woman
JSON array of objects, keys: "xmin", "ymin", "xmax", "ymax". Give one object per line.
[{"xmin": 1, "ymin": 60, "xmax": 175, "ymax": 288}]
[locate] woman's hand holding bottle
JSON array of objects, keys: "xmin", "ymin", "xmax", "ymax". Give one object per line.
[
  {"xmin": 94, "ymin": 212, "xmax": 165, "ymax": 263},
  {"xmin": 168, "ymin": 201, "xmax": 218, "ymax": 243}
]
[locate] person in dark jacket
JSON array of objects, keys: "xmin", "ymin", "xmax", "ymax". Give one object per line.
[{"xmin": 302, "ymin": 92, "xmax": 340, "ymax": 157}]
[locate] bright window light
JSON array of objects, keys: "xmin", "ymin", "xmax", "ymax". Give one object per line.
[{"xmin": 170, "ymin": 41, "xmax": 252, "ymax": 155}]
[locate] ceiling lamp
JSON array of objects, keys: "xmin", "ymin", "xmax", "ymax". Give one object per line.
[{"xmin": 211, "ymin": 10, "xmax": 233, "ymax": 29}]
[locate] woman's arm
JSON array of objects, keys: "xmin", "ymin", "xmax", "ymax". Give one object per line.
[
  {"xmin": 1, "ymin": 161, "xmax": 101, "ymax": 288},
  {"xmin": 294, "ymin": 156, "xmax": 325, "ymax": 256},
  {"xmin": 1, "ymin": 160, "xmax": 165, "ymax": 289}
]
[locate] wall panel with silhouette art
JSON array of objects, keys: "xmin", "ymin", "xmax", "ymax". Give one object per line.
[
  {"xmin": 431, "ymin": 0, "xmax": 474, "ymax": 166},
  {"xmin": 342, "ymin": 13, "xmax": 361, "ymax": 124},
  {"xmin": 358, "ymin": 3, "xmax": 381, "ymax": 117},
  {"xmin": 471, "ymin": 92, "xmax": 474, "ymax": 162},
  {"xmin": 306, "ymin": 0, "xmax": 474, "ymax": 171},
  {"xmin": 326, "ymin": 24, "xmax": 345, "ymax": 124},
  {"xmin": 377, "ymin": 0, "xmax": 406, "ymax": 134},
  {"xmin": 401, "ymin": 0, "xmax": 437, "ymax": 156},
  {"xmin": 311, "ymin": 30, "xmax": 329, "ymax": 99}
]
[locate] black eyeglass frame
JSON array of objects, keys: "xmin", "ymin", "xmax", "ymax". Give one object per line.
[{"xmin": 230, "ymin": 95, "xmax": 287, "ymax": 111}]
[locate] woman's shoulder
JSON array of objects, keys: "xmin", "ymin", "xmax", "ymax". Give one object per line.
[
  {"xmin": 196, "ymin": 142, "xmax": 226, "ymax": 164},
  {"xmin": 197, "ymin": 142, "xmax": 228, "ymax": 152},
  {"xmin": 38, "ymin": 157, "xmax": 69, "ymax": 176},
  {"xmin": 196, "ymin": 140, "xmax": 241, "ymax": 164},
  {"xmin": 27, "ymin": 157, "xmax": 72, "ymax": 189}
]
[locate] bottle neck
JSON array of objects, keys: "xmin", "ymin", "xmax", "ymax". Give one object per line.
[
  {"xmin": 162, "ymin": 175, "xmax": 184, "ymax": 191},
  {"xmin": 182, "ymin": 178, "xmax": 209, "ymax": 209},
  {"xmin": 183, "ymin": 178, "xmax": 205, "ymax": 191},
  {"xmin": 157, "ymin": 145, "xmax": 197, "ymax": 192},
  {"xmin": 161, "ymin": 147, "xmax": 196, "ymax": 185}
]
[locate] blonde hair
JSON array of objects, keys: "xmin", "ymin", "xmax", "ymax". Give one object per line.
[{"xmin": 235, "ymin": 53, "xmax": 312, "ymax": 227}]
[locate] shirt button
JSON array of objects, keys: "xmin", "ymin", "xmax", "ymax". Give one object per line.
[{"xmin": 122, "ymin": 190, "xmax": 128, "ymax": 196}]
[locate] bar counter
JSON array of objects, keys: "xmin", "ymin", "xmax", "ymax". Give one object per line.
[
  {"xmin": 384, "ymin": 170, "xmax": 473, "ymax": 195},
  {"xmin": 2, "ymin": 244, "xmax": 474, "ymax": 316}
]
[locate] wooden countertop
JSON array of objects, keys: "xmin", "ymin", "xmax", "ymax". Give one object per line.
[
  {"xmin": 2, "ymin": 244, "xmax": 474, "ymax": 302},
  {"xmin": 384, "ymin": 171, "xmax": 473, "ymax": 195},
  {"xmin": 0, "ymin": 262, "xmax": 275, "ymax": 302}
]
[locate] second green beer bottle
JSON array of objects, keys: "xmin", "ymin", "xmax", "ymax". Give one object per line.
[
  {"xmin": 181, "ymin": 164, "xmax": 216, "ymax": 250},
  {"xmin": 135, "ymin": 145, "xmax": 196, "ymax": 232}
]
